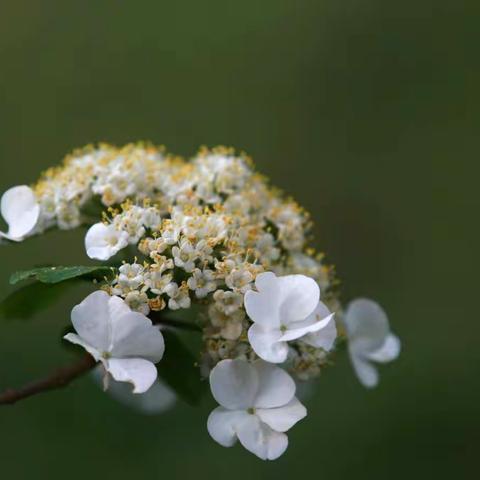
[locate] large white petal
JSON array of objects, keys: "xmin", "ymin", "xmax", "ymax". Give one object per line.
[
  {"xmin": 254, "ymin": 271, "xmax": 278, "ymax": 292},
  {"xmin": 236, "ymin": 415, "xmax": 288, "ymax": 461},
  {"xmin": 350, "ymin": 352, "xmax": 379, "ymax": 388},
  {"xmin": 63, "ymin": 333, "xmax": 102, "ymax": 362},
  {"xmin": 207, "ymin": 407, "xmax": 249, "ymax": 447},
  {"xmin": 344, "ymin": 298, "xmax": 389, "ymax": 351},
  {"xmin": 284, "ymin": 300, "xmax": 331, "ymax": 330},
  {"xmin": 70, "ymin": 291, "xmax": 111, "ymax": 352},
  {"xmin": 84, "ymin": 223, "xmax": 111, "ymax": 260},
  {"xmin": 85, "ymin": 245, "xmax": 111, "ymax": 262},
  {"xmin": 303, "ymin": 304, "xmax": 337, "ymax": 350},
  {"xmin": 244, "ymin": 289, "xmax": 280, "ymax": 328},
  {"xmin": 0, "ymin": 186, "xmax": 40, "ymax": 241},
  {"xmin": 366, "ymin": 334, "xmax": 401, "ymax": 363},
  {"xmin": 256, "ymin": 397, "xmax": 307, "ymax": 432},
  {"xmin": 253, "ymin": 361, "xmax": 296, "ymax": 409},
  {"xmin": 106, "ymin": 357, "xmax": 158, "ymax": 394},
  {"xmin": 277, "ymin": 274, "xmax": 319, "ymax": 325},
  {"xmin": 108, "ymin": 294, "xmax": 133, "ymax": 320},
  {"xmin": 248, "ymin": 323, "xmax": 288, "ymax": 364},
  {"xmin": 109, "ymin": 309, "xmax": 165, "ymax": 363},
  {"xmin": 210, "ymin": 359, "xmax": 259, "ymax": 410},
  {"xmin": 280, "ymin": 313, "xmax": 335, "ymax": 342}
]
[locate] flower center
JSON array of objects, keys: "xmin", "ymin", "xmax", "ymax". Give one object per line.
[
  {"xmin": 247, "ymin": 407, "xmax": 256, "ymax": 415},
  {"xmin": 107, "ymin": 236, "xmax": 118, "ymax": 246}
]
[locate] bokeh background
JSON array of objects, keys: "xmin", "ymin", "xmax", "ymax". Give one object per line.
[{"xmin": 0, "ymin": 1, "xmax": 478, "ymax": 478}]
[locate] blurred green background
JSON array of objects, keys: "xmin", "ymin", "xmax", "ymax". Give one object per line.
[{"xmin": 0, "ymin": 1, "xmax": 477, "ymax": 478}]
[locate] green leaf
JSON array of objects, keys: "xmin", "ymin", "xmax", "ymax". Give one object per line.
[
  {"xmin": 10, "ymin": 265, "xmax": 115, "ymax": 285},
  {"xmin": 156, "ymin": 330, "xmax": 207, "ymax": 406},
  {"xmin": 0, "ymin": 282, "xmax": 74, "ymax": 320},
  {"xmin": 1, "ymin": 265, "xmax": 113, "ymax": 320}
]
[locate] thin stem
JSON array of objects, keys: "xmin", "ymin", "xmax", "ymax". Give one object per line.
[{"xmin": 0, "ymin": 353, "xmax": 96, "ymax": 406}]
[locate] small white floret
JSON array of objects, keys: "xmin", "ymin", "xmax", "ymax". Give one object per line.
[{"xmin": 187, "ymin": 268, "xmax": 217, "ymax": 298}]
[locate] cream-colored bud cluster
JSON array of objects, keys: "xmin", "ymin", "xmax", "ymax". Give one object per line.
[{"xmin": 30, "ymin": 143, "xmax": 340, "ymax": 380}]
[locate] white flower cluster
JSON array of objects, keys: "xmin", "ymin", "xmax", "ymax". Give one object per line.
[{"xmin": 0, "ymin": 143, "xmax": 401, "ymax": 460}]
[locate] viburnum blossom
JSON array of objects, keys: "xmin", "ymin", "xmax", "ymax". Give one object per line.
[
  {"xmin": 0, "ymin": 186, "xmax": 40, "ymax": 241},
  {"xmin": 0, "ymin": 143, "xmax": 401, "ymax": 461},
  {"xmin": 244, "ymin": 272, "xmax": 336, "ymax": 363},
  {"xmin": 64, "ymin": 291, "xmax": 165, "ymax": 393},
  {"xmin": 117, "ymin": 263, "xmax": 145, "ymax": 290},
  {"xmin": 207, "ymin": 359, "xmax": 306, "ymax": 460},
  {"xmin": 344, "ymin": 298, "xmax": 401, "ymax": 388},
  {"xmin": 85, "ymin": 222, "xmax": 129, "ymax": 260}
]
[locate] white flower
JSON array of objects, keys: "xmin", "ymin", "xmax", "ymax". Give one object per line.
[
  {"xmin": 165, "ymin": 282, "xmax": 191, "ymax": 310},
  {"xmin": 195, "ymin": 239, "xmax": 213, "ymax": 262},
  {"xmin": 139, "ymin": 237, "xmax": 167, "ymax": 257},
  {"xmin": 64, "ymin": 291, "xmax": 164, "ymax": 393},
  {"xmin": 255, "ymin": 233, "xmax": 280, "ymax": 262},
  {"xmin": 0, "ymin": 186, "xmax": 40, "ymax": 241},
  {"xmin": 344, "ymin": 298, "xmax": 400, "ymax": 388},
  {"xmin": 118, "ymin": 263, "xmax": 145, "ymax": 290},
  {"xmin": 161, "ymin": 219, "xmax": 181, "ymax": 245},
  {"xmin": 113, "ymin": 206, "xmax": 146, "ymax": 244},
  {"xmin": 150, "ymin": 255, "xmax": 174, "ymax": 273},
  {"xmin": 278, "ymin": 222, "xmax": 305, "ymax": 251},
  {"xmin": 225, "ymin": 268, "xmax": 253, "ymax": 293},
  {"xmin": 55, "ymin": 200, "xmax": 82, "ymax": 230},
  {"xmin": 207, "ymin": 359, "xmax": 306, "ymax": 460},
  {"xmin": 85, "ymin": 222, "xmax": 129, "ymax": 260},
  {"xmin": 92, "ymin": 162, "xmax": 137, "ymax": 205},
  {"xmin": 209, "ymin": 305, "xmax": 245, "ymax": 340},
  {"xmin": 244, "ymin": 272, "xmax": 335, "ymax": 363},
  {"xmin": 141, "ymin": 207, "xmax": 162, "ymax": 230},
  {"xmin": 194, "ymin": 154, "xmax": 251, "ymax": 198},
  {"xmin": 213, "ymin": 290, "xmax": 243, "ymax": 315},
  {"xmin": 144, "ymin": 270, "xmax": 173, "ymax": 296},
  {"xmin": 187, "ymin": 268, "xmax": 217, "ymax": 298},
  {"xmin": 124, "ymin": 290, "xmax": 151, "ymax": 316},
  {"xmin": 202, "ymin": 215, "xmax": 228, "ymax": 243},
  {"xmin": 172, "ymin": 239, "xmax": 198, "ymax": 272}
]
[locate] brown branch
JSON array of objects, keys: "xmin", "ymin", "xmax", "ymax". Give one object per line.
[{"xmin": 0, "ymin": 354, "xmax": 96, "ymax": 405}]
